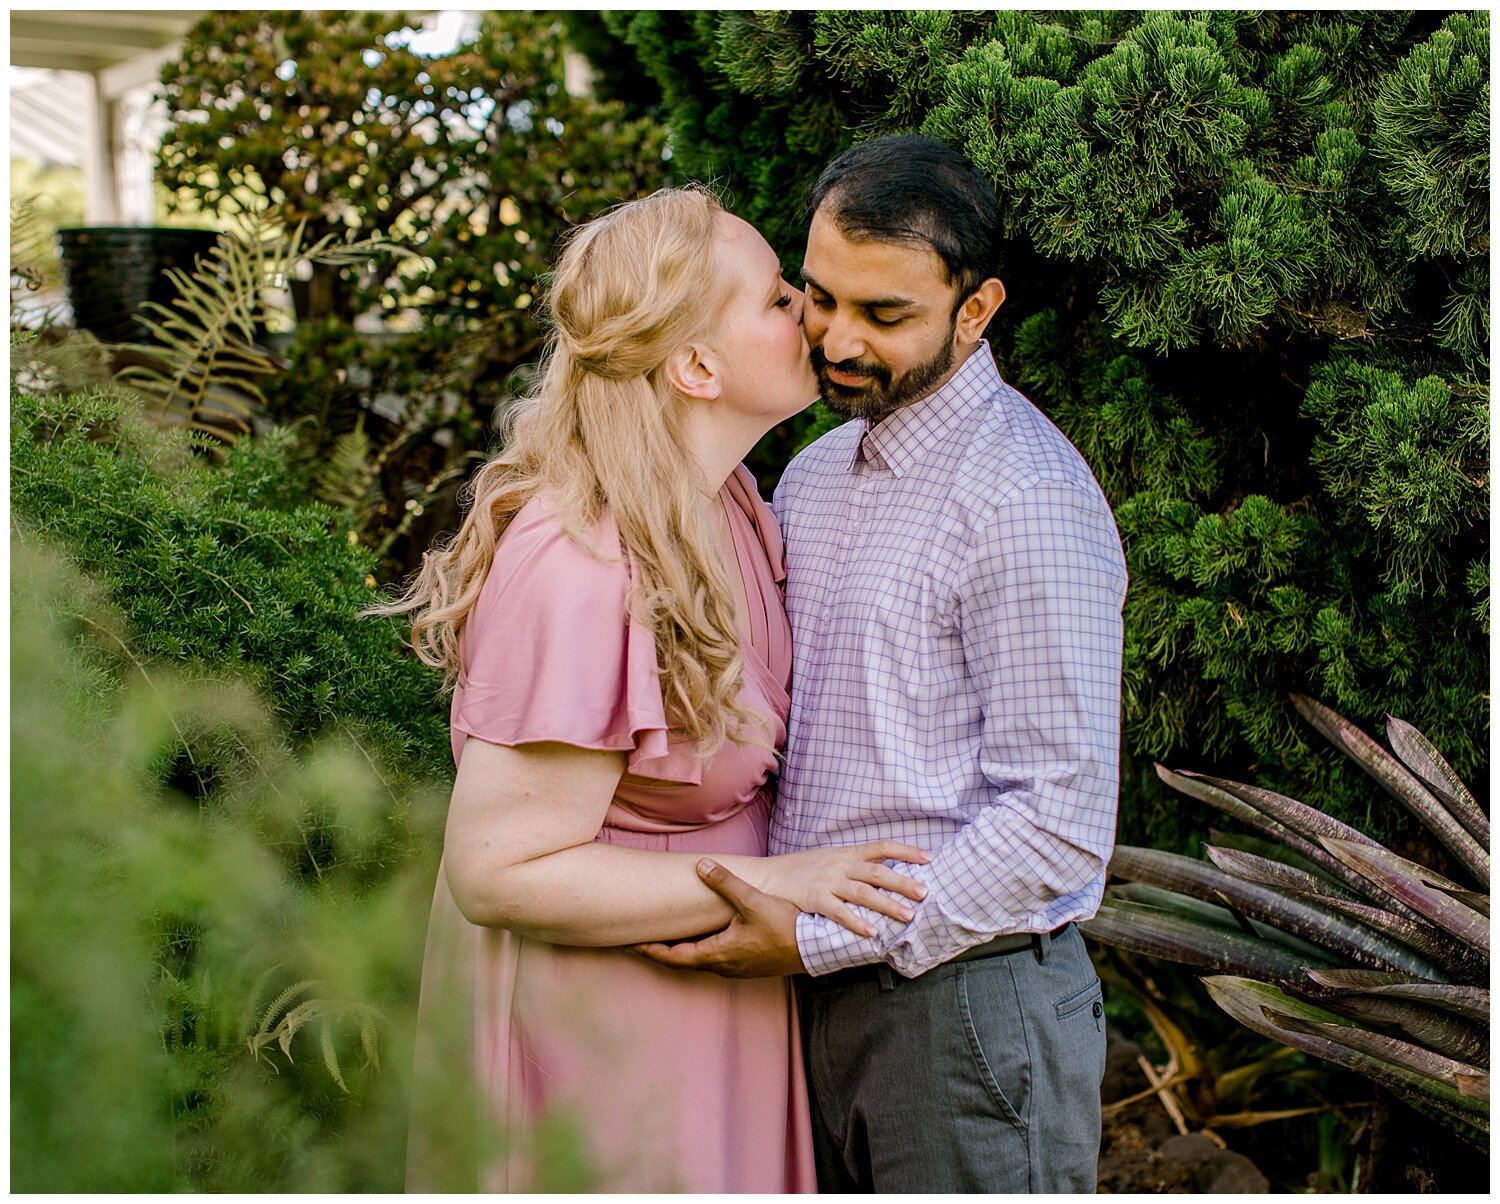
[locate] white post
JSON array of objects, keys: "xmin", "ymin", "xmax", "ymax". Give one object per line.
[
  {"xmin": 82, "ymin": 71, "xmax": 121, "ymax": 224},
  {"xmin": 97, "ymin": 43, "xmax": 184, "ymax": 227}
]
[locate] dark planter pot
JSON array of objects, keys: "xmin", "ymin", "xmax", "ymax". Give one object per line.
[
  {"xmin": 289, "ymin": 259, "xmax": 355, "ymax": 324},
  {"xmin": 56, "ymin": 226, "xmax": 222, "ymax": 345}
]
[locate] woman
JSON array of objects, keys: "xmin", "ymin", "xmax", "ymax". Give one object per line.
[{"xmin": 383, "ymin": 188, "xmax": 927, "ymax": 1192}]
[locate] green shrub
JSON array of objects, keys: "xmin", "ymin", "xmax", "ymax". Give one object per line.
[
  {"xmin": 154, "ymin": 10, "xmax": 671, "ymax": 575},
  {"xmin": 11, "ymin": 385, "xmax": 449, "ymax": 778},
  {"xmin": 10, "ymin": 394, "xmax": 606, "ymax": 1187}
]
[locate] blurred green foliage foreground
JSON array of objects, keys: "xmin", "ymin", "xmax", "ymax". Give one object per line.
[{"xmin": 10, "ymin": 385, "xmax": 522, "ymax": 1190}]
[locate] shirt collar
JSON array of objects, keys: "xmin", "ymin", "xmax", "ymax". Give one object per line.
[{"xmin": 850, "ymin": 340, "xmax": 1000, "ymax": 477}]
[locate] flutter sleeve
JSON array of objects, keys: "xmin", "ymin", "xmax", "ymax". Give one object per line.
[{"xmin": 452, "ymin": 500, "xmax": 701, "ymax": 784}]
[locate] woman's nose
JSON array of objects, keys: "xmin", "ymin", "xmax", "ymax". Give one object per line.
[{"xmin": 791, "ymin": 286, "xmax": 806, "ymax": 324}]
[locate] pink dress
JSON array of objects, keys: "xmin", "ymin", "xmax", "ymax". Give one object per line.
[{"xmin": 406, "ymin": 466, "xmax": 817, "ymax": 1193}]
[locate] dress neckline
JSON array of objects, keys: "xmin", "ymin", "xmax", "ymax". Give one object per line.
[{"xmin": 718, "ymin": 470, "xmax": 791, "ymax": 707}]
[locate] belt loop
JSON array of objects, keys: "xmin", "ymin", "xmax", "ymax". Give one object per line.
[
  {"xmin": 877, "ymin": 964, "xmax": 896, "ymax": 992},
  {"xmin": 1033, "ymin": 930, "xmax": 1052, "ymax": 964}
]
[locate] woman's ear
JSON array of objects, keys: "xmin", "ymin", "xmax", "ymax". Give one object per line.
[
  {"xmin": 662, "ymin": 343, "xmax": 722, "ymax": 401},
  {"xmin": 955, "ymin": 278, "xmax": 1006, "ymax": 343}
]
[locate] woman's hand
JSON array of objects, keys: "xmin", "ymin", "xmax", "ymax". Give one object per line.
[{"xmin": 755, "ymin": 841, "xmax": 930, "ymax": 938}]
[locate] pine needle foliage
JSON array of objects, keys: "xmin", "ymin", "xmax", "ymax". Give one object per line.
[
  {"xmin": 594, "ymin": 9, "xmax": 1489, "ymax": 851},
  {"xmin": 10, "ymin": 385, "xmax": 449, "ymax": 772}
]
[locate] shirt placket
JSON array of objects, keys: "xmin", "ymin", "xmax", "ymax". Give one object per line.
[{"xmin": 796, "ymin": 468, "xmax": 860, "ymax": 732}]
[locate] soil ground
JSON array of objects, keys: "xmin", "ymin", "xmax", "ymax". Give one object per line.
[{"xmin": 1098, "ymin": 1027, "xmax": 1270, "ymax": 1193}]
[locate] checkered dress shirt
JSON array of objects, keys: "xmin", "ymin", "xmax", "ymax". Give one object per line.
[{"xmin": 769, "ymin": 342, "xmax": 1128, "ymax": 977}]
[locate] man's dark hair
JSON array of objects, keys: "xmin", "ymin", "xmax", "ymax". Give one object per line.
[{"xmin": 805, "ymin": 134, "xmax": 1002, "ymax": 308}]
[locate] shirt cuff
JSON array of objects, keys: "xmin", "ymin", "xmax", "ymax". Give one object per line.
[{"xmin": 795, "ymin": 909, "xmax": 886, "ymax": 977}]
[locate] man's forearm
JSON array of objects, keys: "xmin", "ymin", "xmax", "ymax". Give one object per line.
[{"xmin": 797, "ymin": 795, "xmax": 1110, "ymax": 977}]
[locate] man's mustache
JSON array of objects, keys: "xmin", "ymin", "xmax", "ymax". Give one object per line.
[{"xmin": 810, "ymin": 345, "xmax": 890, "ymax": 385}]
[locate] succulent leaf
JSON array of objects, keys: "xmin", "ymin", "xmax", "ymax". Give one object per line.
[
  {"xmin": 1206, "ymin": 827, "xmax": 1336, "ymax": 881},
  {"xmin": 1387, "ymin": 715, "xmax": 1490, "ymax": 846},
  {"xmin": 1292, "ymin": 987, "xmax": 1489, "ymax": 1069},
  {"xmin": 1183, "ymin": 770, "xmax": 1430, "ymax": 922},
  {"xmin": 1109, "ymin": 716, "xmax": 1490, "ymax": 1145},
  {"xmin": 1080, "ymin": 899, "xmax": 1325, "ymax": 982},
  {"xmin": 1292, "ymin": 694, "xmax": 1489, "ymax": 888},
  {"xmin": 1455, "ymin": 1074, "xmax": 1490, "ymax": 1103},
  {"xmin": 1435, "ymin": 886, "xmax": 1490, "ymax": 917},
  {"xmin": 1158, "ymin": 764, "xmax": 1407, "ymax": 910},
  {"xmin": 1111, "ymin": 881, "xmax": 1331, "ymax": 961},
  {"xmin": 1319, "ymin": 837, "xmax": 1490, "ymax": 956},
  {"xmin": 1207, "ymin": 845, "xmax": 1482, "ymax": 980},
  {"xmin": 1110, "ymin": 844, "xmax": 1445, "ymax": 978},
  {"xmin": 1263, "ymin": 1006, "xmax": 1484, "ymax": 1092},
  {"xmin": 1206, "ymin": 843, "xmax": 1363, "ymax": 902},
  {"xmin": 1203, "ymin": 977, "xmax": 1489, "ymax": 1134}
]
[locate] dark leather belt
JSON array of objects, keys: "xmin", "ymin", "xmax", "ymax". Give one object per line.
[{"xmin": 804, "ymin": 923, "xmax": 1073, "ymax": 990}]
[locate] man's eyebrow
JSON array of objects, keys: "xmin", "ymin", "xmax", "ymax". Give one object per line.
[{"xmin": 798, "ymin": 268, "xmax": 923, "ymax": 311}]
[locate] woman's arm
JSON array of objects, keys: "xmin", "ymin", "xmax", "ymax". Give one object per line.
[
  {"xmin": 443, "ymin": 736, "xmax": 929, "ymax": 947},
  {"xmin": 444, "ymin": 736, "xmax": 738, "ymax": 944}
]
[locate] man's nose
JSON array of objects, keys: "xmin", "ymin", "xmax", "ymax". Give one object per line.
[{"xmin": 820, "ymin": 312, "xmax": 865, "ymax": 365}]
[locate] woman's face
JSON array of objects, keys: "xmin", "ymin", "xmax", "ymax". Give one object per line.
[{"xmin": 706, "ymin": 212, "xmax": 820, "ymax": 426}]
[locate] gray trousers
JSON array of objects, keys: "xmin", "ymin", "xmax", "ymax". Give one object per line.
[{"xmin": 798, "ymin": 923, "xmax": 1106, "ymax": 1193}]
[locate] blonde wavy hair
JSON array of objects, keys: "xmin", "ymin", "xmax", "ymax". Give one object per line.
[{"xmin": 374, "ymin": 186, "xmax": 763, "ymax": 756}]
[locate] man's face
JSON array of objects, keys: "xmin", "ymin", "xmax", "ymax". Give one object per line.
[{"xmin": 800, "ymin": 208, "xmax": 964, "ymax": 423}]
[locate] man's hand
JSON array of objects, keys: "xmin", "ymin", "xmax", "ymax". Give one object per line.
[{"xmin": 631, "ymin": 859, "xmax": 807, "ymax": 978}]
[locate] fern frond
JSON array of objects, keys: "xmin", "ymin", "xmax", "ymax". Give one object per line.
[
  {"xmin": 256, "ymin": 978, "xmax": 320, "ymax": 1034},
  {"xmin": 109, "ymin": 210, "xmax": 411, "ymax": 445},
  {"xmin": 358, "ymin": 1010, "xmax": 381, "ymax": 1072},
  {"xmin": 12, "ymin": 329, "xmax": 112, "ymax": 396},
  {"xmin": 274, "ymin": 997, "xmax": 333, "ymax": 1057},
  {"xmin": 10, "ymin": 194, "xmax": 64, "ymax": 305},
  {"xmin": 313, "ymin": 417, "xmax": 377, "ymax": 511},
  {"xmin": 11, "ymin": 195, "xmax": 107, "ymax": 391},
  {"xmin": 320, "ymin": 1018, "xmax": 350, "ymax": 1093},
  {"xmin": 240, "ymin": 971, "xmax": 386, "ymax": 1091}
]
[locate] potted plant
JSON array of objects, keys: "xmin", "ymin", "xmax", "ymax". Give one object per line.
[{"xmin": 55, "ymin": 225, "xmax": 221, "ymax": 344}]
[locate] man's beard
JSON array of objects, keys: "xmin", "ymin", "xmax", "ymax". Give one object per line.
[{"xmin": 812, "ymin": 331, "xmax": 956, "ymax": 423}]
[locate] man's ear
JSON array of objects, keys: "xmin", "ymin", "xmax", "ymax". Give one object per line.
[
  {"xmin": 662, "ymin": 343, "xmax": 721, "ymax": 401},
  {"xmin": 955, "ymin": 278, "xmax": 1006, "ymax": 343}
]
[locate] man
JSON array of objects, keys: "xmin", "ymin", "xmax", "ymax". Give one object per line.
[{"xmin": 637, "ymin": 135, "xmax": 1127, "ymax": 1192}]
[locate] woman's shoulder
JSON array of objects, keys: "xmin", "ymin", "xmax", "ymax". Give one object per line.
[
  {"xmin": 476, "ymin": 493, "xmax": 629, "ymax": 619},
  {"xmin": 500, "ymin": 492, "xmax": 624, "ymax": 568},
  {"xmin": 455, "ymin": 491, "xmax": 686, "ymax": 779}
]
